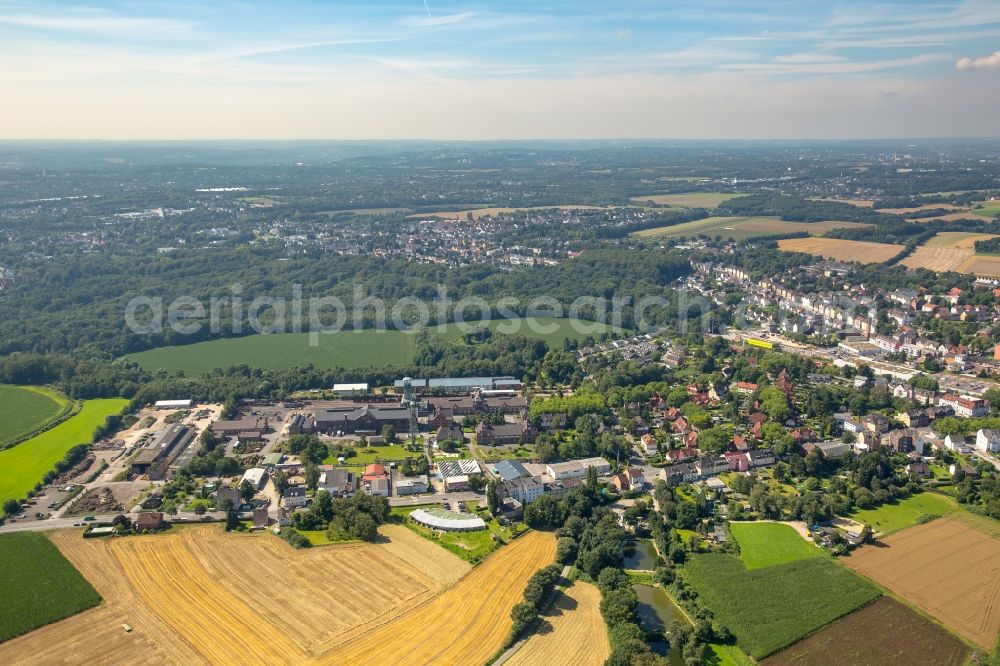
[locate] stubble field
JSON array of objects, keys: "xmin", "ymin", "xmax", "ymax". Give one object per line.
[
  {"xmin": 633, "ymin": 216, "xmax": 869, "ymax": 240},
  {"xmin": 0, "ymin": 524, "xmax": 473, "ymax": 664},
  {"xmin": 507, "ymin": 582, "xmax": 610, "ymax": 666},
  {"xmin": 842, "ymin": 515, "xmax": 1000, "ymax": 649},
  {"xmin": 629, "ymin": 192, "xmax": 744, "ymax": 208},
  {"xmin": 320, "ymin": 529, "xmax": 555, "ymax": 665},
  {"xmin": 777, "ymin": 237, "xmax": 904, "ymax": 264},
  {"xmin": 0, "ymin": 526, "xmax": 548, "ymax": 666}
]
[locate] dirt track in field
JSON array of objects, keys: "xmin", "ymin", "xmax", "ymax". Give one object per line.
[
  {"xmin": 507, "ymin": 582, "xmax": 609, "ymax": 666},
  {"xmin": 319, "ymin": 530, "xmax": 556, "ymax": 666},
  {"xmin": 843, "ymin": 517, "xmax": 1000, "ymax": 648}
]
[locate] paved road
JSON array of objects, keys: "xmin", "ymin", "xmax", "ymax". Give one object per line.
[{"xmin": 973, "ymin": 450, "xmax": 1000, "ymax": 472}]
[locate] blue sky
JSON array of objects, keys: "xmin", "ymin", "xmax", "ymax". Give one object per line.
[{"xmin": 1, "ymin": 1, "xmax": 999, "ymax": 139}]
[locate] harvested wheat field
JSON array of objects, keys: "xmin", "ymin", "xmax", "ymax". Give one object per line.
[
  {"xmin": 409, "ymin": 205, "xmax": 606, "ymax": 220},
  {"xmin": 956, "ymin": 255, "xmax": 1000, "ymax": 277},
  {"xmin": 778, "ymin": 237, "xmax": 903, "ymax": 264},
  {"xmin": 320, "ymin": 530, "xmax": 556, "ymax": 666},
  {"xmin": 630, "ymin": 192, "xmax": 742, "ymax": 208},
  {"xmin": 923, "ymin": 232, "xmax": 999, "ymax": 248},
  {"xmin": 0, "ymin": 601, "xmax": 172, "ymax": 666},
  {"xmin": 155, "ymin": 524, "xmax": 469, "ymax": 653},
  {"xmin": 807, "ymin": 197, "xmax": 874, "ymax": 208},
  {"xmin": 508, "ymin": 582, "xmax": 609, "ymax": 666},
  {"xmin": 0, "ymin": 524, "xmax": 475, "ymax": 666},
  {"xmin": 0, "ymin": 530, "xmax": 205, "ymax": 665},
  {"xmin": 901, "ymin": 247, "xmax": 975, "ymax": 272},
  {"xmin": 882, "ymin": 203, "xmax": 969, "ymax": 215},
  {"xmin": 843, "ymin": 516, "xmax": 1000, "ymax": 648}
]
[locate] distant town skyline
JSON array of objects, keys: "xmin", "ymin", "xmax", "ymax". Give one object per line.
[{"xmin": 1, "ymin": 0, "xmax": 999, "ymax": 139}]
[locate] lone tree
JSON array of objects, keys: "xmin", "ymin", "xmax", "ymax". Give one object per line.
[
  {"xmin": 304, "ymin": 463, "xmax": 320, "ymax": 491},
  {"xmin": 2, "ymin": 498, "xmax": 21, "ymax": 517},
  {"xmin": 487, "ymin": 479, "xmax": 499, "ymax": 515},
  {"xmin": 225, "ymin": 505, "xmax": 239, "ymax": 532},
  {"xmin": 239, "ymin": 479, "xmax": 256, "ymax": 503},
  {"xmin": 381, "ymin": 424, "xmax": 396, "ymax": 443},
  {"xmin": 194, "ymin": 503, "xmax": 208, "ymax": 516},
  {"xmin": 111, "ymin": 514, "xmax": 133, "ymax": 532}
]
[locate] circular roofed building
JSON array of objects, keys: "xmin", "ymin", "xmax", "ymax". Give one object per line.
[{"xmin": 409, "ymin": 507, "xmax": 487, "ymax": 532}]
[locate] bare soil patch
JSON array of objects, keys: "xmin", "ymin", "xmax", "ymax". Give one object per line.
[
  {"xmin": 763, "ymin": 597, "xmax": 967, "ymax": 666},
  {"xmin": 842, "ymin": 517, "xmax": 1000, "ymax": 648}
]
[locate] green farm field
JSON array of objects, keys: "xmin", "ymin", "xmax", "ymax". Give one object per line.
[
  {"xmin": 681, "ymin": 554, "xmax": 880, "ymax": 659},
  {"xmin": 123, "ymin": 317, "xmax": 620, "ymax": 375},
  {"xmin": 632, "ymin": 216, "xmax": 869, "ymax": 240},
  {"xmin": 0, "ymin": 398, "xmax": 129, "ymax": 506},
  {"xmin": 848, "ymin": 492, "xmax": 957, "ymax": 535},
  {"xmin": 730, "ymin": 522, "xmax": 825, "ymax": 570},
  {"xmin": 968, "ymin": 201, "xmax": 1000, "ymax": 219},
  {"xmin": 0, "ymin": 532, "xmax": 101, "ymax": 642},
  {"xmin": 0, "ymin": 385, "xmax": 73, "ymax": 449}
]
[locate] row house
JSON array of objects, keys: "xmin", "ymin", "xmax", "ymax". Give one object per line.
[{"xmin": 938, "ymin": 394, "xmax": 989, "ymax": 418}]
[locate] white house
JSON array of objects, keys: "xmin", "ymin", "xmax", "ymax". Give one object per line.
[
  {"xmin": 976, "ymin": 429, "xmax": 1000, "ymax": 454},
  {"xmin": 505, "ymin": 476, "xmax": 545, "ymax": 504},
  {"xmin": 944, "ymin": 434, "xmax": 970, "ymax": 453},
  {"xmin": 282, "ymin": 486, "xmax": 309, "ymax": 508}
]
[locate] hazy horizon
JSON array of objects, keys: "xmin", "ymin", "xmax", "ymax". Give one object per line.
[{"xmin": 2, "ymin": 1, "xmax": 999, "ymax": 140}]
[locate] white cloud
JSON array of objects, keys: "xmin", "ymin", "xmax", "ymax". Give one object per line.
[
  {"xmin": 774, "ymin": 53, "xmax": 846, "ymax": 64},
  {"xmin": 397, "ymin": 12, "xmax": 478, "ymax": 28},
  {"xmin": 0, "ymin": 11, "xmax": 192, "ymax": 36},
  {"xmin": 720, "ymin": 53, "xmax": 948, "ymax": 75},
  {"xmin": 956, "ymin": 49, "xmax": 1000, "ymax": 70}
]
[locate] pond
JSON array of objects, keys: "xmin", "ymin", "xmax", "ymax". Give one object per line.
[
  {"xmin": 623, "ymin": 539, "xmax": 659, "ymax": 570},
  {"xmin": 633, "ymin": 584, "xmax": 687, "ymax": 633},
  {"xmin": 636, "ymin": 585, "xmax": 690, "ymax": 666},
  {"xmin": 649, "ymin": 641, "xmax": 685, "ymax": 666}
]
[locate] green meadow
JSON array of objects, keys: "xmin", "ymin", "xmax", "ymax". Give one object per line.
[
  {"xmin": 848, "ymin": 492, "xmax": 957, "ymax": 535},
  {"xmin": 123, "ymin": 317, "xmax": 622, "ymax": 375},
  {"xmin": 729, "ymin": 522, "xmax": 826, "ymax": 570},
  {"xmin": 0, "ymin": 398, "xmax": 129, "ymax": 506},
  {"xmin": 0, "ymin": 385, "xmax": 73, "ymax": 449}
]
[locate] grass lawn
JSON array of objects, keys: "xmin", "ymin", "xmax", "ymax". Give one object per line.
[
  {"xmin": 0, "ymin": 398, "xmax": 129, "ymax": 507},
  {"xmin": 706, "ymin": 643, "xmax": 755, "ymax": 666},
  {"xmin": 681, "ymin": 554, "xmax": 880, "ymax": 659},
  {"xmin": 474, "ymin": 444, "xmax": 538, "ymax": 462},
  {"xmin": 0, "ymin": 532, "xmax": 101, "ymax": 642},
  {"xmin": 730, "ymin": 522, "xmax": 825, "ymax": 570},
  {"xmin": 0, "ymin": 385, "xmax": 74, "ymax": 449},
  {"xmin": 848, "ymin": 492, "xmax": 957, "ymax": 535},
  {"xmin": 183, "ymin": 498, "xmax": 214, "ymax": 512},
  {"xmin": 325, "ymin": 443, "xmax": 418, "ymax": 466},
  {"xmin": 123, "ymin": 317, "xmax": 623, "ymax": 375},
  {"xmin": 299, "ymin": 529, "xmax": 359, "ymax": 546}
]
